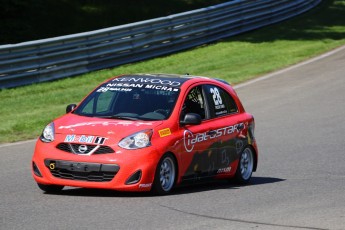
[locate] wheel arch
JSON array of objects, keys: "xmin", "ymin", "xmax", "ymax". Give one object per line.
[{"xmin": 248, "ymin": 144, "xmax": 258, "ymax": 172}]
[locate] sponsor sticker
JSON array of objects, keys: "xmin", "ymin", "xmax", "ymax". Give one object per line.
[
  {"xmin": 112, "ymin": 77, "xmax": 181, "ymax": 87},
  {"xmin": 183, "ymin": 123, "xmax": 244, "ymax": 152},
  {"xmin": 139, "ymin": 183, "xmax": 152, "ymax": 188},
  {"xmin": 217, "ymin": 167, "xmax": 231, "ymax": 174},
  {"xmin": 97, "ymin": 84, "xmax": 179, "ymax": 93},
  {"xmin": 159, "ymin": 128, "xmax": 171, "ymax": 137},
  {"xmin": 64, "ymin": 135, "xmax": 107, "ymax": 145}
]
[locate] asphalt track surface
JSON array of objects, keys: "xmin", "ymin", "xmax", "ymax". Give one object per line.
[{"xmin": 1, "ymin": 46, "xmax": 345, "ymax": 230}]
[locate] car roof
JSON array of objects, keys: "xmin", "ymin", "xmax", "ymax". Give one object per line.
[{"xmin": 108, "ymin": 73, "xmax": 231, "ymax": 87}]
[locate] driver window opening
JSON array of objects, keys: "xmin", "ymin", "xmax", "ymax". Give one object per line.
[{"xmin": 181, "ymin": 86, "xmax": 205, "ymax": 120}]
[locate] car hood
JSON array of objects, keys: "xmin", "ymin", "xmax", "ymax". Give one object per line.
[{"xmin": 54, "ymin": 114, "xmax": 163, "ymax": 137}]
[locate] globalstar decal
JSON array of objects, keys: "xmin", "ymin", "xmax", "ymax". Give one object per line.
[{"xmin": 183, "ymin": 123, "xmax": 244, "ymax": 152}]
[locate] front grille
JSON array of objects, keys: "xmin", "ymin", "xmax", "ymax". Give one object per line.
[
  {"xmin": 94, "ymin": 145, "xmax": 115, "ymax": 154},
  {"xmin": 56, "ymin": 143, "xmax": 114, "ymax": 155},
  {"xmin": 50, "ymin": 169, "xmax": 116, "ymax": 182},
  {"xmin": 45, "ymin": 159, "xmax": 119, "ymax": 182}
]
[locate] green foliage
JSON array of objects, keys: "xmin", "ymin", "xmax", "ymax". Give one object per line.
[
  {"xmin": 0, "ymin": 0, "xmax": 345, "ymax": 143},
  {"xmin": 0, "ymin": 0, "xmax": 227, "ymax": 44}
]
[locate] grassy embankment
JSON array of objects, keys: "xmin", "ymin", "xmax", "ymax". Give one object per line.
[{"xmin": 0, "ymin": 0, "xmax": 345, "ymax": 143}]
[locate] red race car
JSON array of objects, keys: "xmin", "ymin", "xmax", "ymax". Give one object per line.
[{"xmin": 32, "ymin": 74, "xmax": 258, "ymax": 195}]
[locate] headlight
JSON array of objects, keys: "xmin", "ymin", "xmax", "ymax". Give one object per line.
[
  {"xmin": 118, "ymin": 129, "xmax": 153, "ymax": 150},
  {"xmin": 40, "ymin": 122, "xmax": 55, "ymax": 143}
]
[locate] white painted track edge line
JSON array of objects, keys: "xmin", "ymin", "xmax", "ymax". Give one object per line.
[{"xmin": 0, "ymin": 139, "xmax": 36, "ymax": 148}]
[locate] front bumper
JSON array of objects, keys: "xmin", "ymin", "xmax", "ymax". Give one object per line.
[
  {"xmin": 32, "ymin": 139, "xmax": 158, "ymax": 192},
  {"xmin": 43, "ymin": 159, "xmax": 120, "ymax": 182}
]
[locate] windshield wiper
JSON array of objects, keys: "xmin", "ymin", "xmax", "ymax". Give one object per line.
[{"xmin": 99, "ymin": 115, "xmax": 140, "ymax": 121}]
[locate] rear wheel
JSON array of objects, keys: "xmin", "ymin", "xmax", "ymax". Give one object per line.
[
  {"xmin": 37, "ymin": 183, "xmax": 64, "ymax": 193},
  {"xmin": 234, "ymin": 147, "xmax": 254, "ymax": 184},
  {"xmin": 152, "ymin": 153, "xmax": 176, "ymax": 195}
]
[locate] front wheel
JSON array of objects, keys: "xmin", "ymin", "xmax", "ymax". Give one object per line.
[
  {"xmin": 152, "ymin": 153, "xmax": 177, "ymax": 195},
  {"xmin": 37, "ymin": 183, "xmax": 64, "ymax": 194},
  {"xmin": 234, "ymin": 147, "xmax": 254, "ymax": 184}
]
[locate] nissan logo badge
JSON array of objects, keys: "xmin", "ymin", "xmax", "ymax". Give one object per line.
[{"xmin": 78, "ymin": 145, "xmax": 88, "ymax": 153}]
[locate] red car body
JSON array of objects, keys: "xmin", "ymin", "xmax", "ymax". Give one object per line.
[{"xmin": 32, "ymin": 74, "xmax": 258, "ymax": 194}]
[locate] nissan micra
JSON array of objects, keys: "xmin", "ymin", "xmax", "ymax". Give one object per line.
[{"xmin": 32, "ymin": 74, "xmax": 258, "ymax": 195}]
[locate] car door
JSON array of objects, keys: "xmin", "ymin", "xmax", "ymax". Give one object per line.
[
  {"xmin": 202, "ymin": 84, "xmax": 245, "ymax": 176},
  {"xmin": 178, "ymin": 85, "xmax": 220, "ymax": 182}
]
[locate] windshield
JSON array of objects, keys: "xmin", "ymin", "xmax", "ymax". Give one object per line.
[{"xmin": 74, "ymin": 81, "xmax": 180, "ymax": 121}]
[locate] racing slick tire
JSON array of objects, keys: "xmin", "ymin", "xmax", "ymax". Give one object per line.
[
  {"xmin": 152, "ymin": 153, "xmax": 177, "ymax": 195},
  {"xmin": 37, "ymin": 183, "xmax": 64, "ymax": 193},
  {"xmin": 234, "ymin": 147, "xmax": 254, "ymax": 184}
]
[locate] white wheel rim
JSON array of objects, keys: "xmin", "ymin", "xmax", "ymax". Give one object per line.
[
  {"xmin": 159, "ymin": 157, "xmax": 175, "ymax": 192},
  {"xmin": 240, "ymin": 148, "xmax": 254, "ymax": 180}
]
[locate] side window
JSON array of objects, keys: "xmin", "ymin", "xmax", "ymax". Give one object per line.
[
  {"xmin": 205, "ymin": 85, "xmax": 238, "ymax": 117},
  {"xmin": 181, "ymin": 86, "xmax": 206, "ymax": 119}
]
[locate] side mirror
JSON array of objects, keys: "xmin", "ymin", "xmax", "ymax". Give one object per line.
[
  {"xmin": 180, "ymin": 113, "xmax": 202, "ymax": 126},
  {"xmin": 66, "ymin": 104, "xmax": 77, "ymax": 113}
]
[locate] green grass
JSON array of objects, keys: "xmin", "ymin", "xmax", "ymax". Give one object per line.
[{"xmin": 1, "ymin": 0, "xmax": 345, "ymax": 143}]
